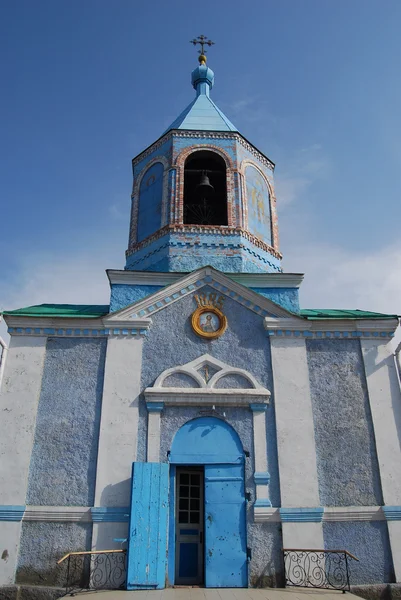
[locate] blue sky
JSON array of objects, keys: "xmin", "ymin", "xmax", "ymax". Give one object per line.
[{"xmin": 1, "ymin": 0, "xmax": 401, "ymax": 336}]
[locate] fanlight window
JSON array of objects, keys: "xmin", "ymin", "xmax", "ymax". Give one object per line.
[{"xmin": 184, "ymin": 151, "xmax": 227, "ymax": 226}]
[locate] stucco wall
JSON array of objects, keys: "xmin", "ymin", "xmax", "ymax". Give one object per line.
[
  {"xmin": 16, "ymin": 522, "xmax": 92, "ymax": 586},
  {"xmin": 250, "ymin": 287, "xmax": 299, "ymax": 314},
  {"xmin": 109, "ymin": 284, "xmax": 162, "ymax": 312},
  {"xmin": 139, "ymin": 286, "xmax": 280, "ymax": 504},
  {"xmin": 139, "ymin": 287, "xmax": 282, "ymax": 584},
  {"xmin": 26, "ymin": 338, "xmax": 107, "ymax": 506},
  {"xmin": 248, "ymin": 522, "xmax": 283, "ymax": 587},
  {"xmin": 306, "ymin": 339, "xmax": 383, "ymax": 506},
  {"xmin": 323, "ymin": 522, "xmax": 394, "ymax": 584}
]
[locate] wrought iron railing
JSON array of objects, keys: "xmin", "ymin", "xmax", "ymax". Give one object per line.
[
  {"xmin": 57, "ymin": 550, "xmax": 127, "ymax": 594},
  {"xmin": 283, "ymin": 548, "xmax": 359, "ymax": 592}
]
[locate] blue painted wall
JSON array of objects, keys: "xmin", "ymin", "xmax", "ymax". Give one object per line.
[
  {"xmin": 250, "ymin": 287, "xmax": 299, "ymax": 313},
  {"xmin": 26, "ymin": 338, "xmax": 107, "ymax": 506},
  {"xmin": 110, "ymin": 284, "xmax": 297, "ymax": 316},
  {"xmin": 138, "ymin": 288, "xmax": 282, "ymax": 585},
  {"xmin": 140, "ymin": 287, "xmax": 280, "ymax": 506},
  {"xmin": 306, "ymin": 339, "xmax": 383, "ymax": 506},
  {"xmin": 137, "ymin": 162, "xmax": 164, "ymax": 242},
  {"xmin": 246, "ymin": 165, "xmax": 272, "ymax": 246},
  {"xmin": 16, "ymin": 522, "xmax": 92, "ymax": 585},
  {"xmin": 125, "ymin": 230, "xmax": 282, "ymax": 273},
  {"xmin": 323, "ymin": 522, "xmax": 394, "ymax": 584},
  {"xmin": 110, "ymin": 284, "xmax": 163, "ymax": 312}
]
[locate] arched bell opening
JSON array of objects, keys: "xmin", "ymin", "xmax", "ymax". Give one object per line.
[{"xmin": 183, "ymin": 151, "xmax": 227, "ymax": 226}]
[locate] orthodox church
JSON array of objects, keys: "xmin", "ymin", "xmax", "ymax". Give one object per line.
[{"xmin": 1, "ymin": 41, "xmax": 401, "ymax": 596}]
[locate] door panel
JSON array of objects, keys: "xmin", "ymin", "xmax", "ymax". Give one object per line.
[
  {"xmin": 175, "ymin": 468, "xmax": 204, "ymax": 585},
  {"xmin": 205, "ymin": 463, "xmax": 247, "ymax": 587},
  {"xmin": 127, "ymin": 462, "xmax": 169, "ymax": 590}
]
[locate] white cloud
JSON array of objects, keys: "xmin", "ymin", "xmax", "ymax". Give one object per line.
[
  {"xmin": 275, "ymin": 142, "xmax": 331, "ymax": 208},
  {"xmin": 0, "ymin": 236, "xmax": 124, "ymax": 342},
  {"xmin": 284, "ymin": 239, "xmax": 401, "ymax": 315}
]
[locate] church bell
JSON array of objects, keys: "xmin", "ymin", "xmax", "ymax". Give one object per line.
[{"xmin": 196, "ymin": 172, "xmax": 214, "ymax": 197}]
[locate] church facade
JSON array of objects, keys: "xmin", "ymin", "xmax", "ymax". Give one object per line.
[{"xmin": 1, "ymin": 50, "xmax": 401, "ymax": 595}]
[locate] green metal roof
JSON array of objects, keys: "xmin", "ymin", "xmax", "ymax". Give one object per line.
[
  {"xmin": 2, "ymin": 304, "xmax": 110, "ymax": 318},
  {"xmin": 2, "ymin": 304, "xmax": 398, "ymax": 321},
  {"xmin": 300, "ymin": 309, "xmax": 399, "ymax": 320}
]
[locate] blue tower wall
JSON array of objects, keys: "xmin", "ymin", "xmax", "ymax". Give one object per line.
[
  {"xmin": 137, "ymin": 162, "xmax": 164, "ymax": 242},
  {"xmin": 246, "ymin": 165, "xmax": 272, "ymax": 246}
]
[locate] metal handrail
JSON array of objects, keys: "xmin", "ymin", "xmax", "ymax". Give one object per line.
[
  {"xmin": 283, "ymin": 547, "xmax": 359, "ymax": 592},
  {"xmin": 283, "ymin": 548, "xmax": 359, "ymax": 561},
  {"xmin": 57, "ymin": 549, "xmax": 127, "ymax": 593},
  {"xmin": 57, "ymin": 549, "xmax": 125, "ymax": 564}
]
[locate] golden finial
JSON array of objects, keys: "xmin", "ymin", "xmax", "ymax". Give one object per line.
[{"xmin": 190, "ymin": 35, "xmax": 215, "ymax": 65}]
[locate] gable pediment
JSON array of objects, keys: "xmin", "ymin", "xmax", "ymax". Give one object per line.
[{"xmin": 105, "ymin": 266, "xmax": 304, "ymax": 326}]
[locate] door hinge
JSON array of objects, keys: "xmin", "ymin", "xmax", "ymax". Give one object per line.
[
  {"xmin": 247, "ymin": 547, "xmax": 252, "ymax": 562},
  {"xmin": 245, "ymin": 491, "xmax": 252, "ymax": 502}
]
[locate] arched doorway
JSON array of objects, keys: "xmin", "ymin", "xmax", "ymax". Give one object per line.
[{"xmin": 169, "ymin": 417, "xmax": 248, "ymax": 588}]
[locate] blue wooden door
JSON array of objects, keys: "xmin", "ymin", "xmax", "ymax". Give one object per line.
[
  {"xmin": 204, "ymin": 463, "xmax": 248, "ymax": 587},
  {"xmin": 126, "ymin": 462, "xmax": 169, "ymax": 590}
]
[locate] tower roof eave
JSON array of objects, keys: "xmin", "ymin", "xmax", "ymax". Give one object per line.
[{"xmin": 131, "ymin": 129, "xmax": 275, "ymax": 171}]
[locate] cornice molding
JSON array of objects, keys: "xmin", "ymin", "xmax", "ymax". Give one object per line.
[
  {"xmin": 7, "ymin": 504, "xmax": 386, "ymax": 523},
  {"xmin": 264, "ymin": 317, "xmax": 397, "ymax": 336},
  {"xmin": 280, "ymin": 507, "xmax": 324, "ymax": 522},
  {"xmin": 144, "ymin": 388, "xmax": 269, "ymax": 406},
  {"xmin": 91, "ymin": 507, "xmax": 130, "ymax": 523},
  {"xmin": 107, "ymin": 270, "xmax": 183, "ymax": 286},
  {"xmin": 23, "ymin": 506, "xmax": 92, "ymax": 522},
  {"xmin": 323, "ymin": 507, "xmax": 384, "ymax": 522},
  {"xmin": 107, "ymin": 269, "xmax": 304, "ymax": 289},
  {"xmin": 6, "ymin": 316, "xmax": 152, "ymax": 337},
  {"xmin": 126, "ymin": 224, "xmax": 283, "ymax": 261},
  {"xmin": 0, "ymin": 505, "xmax": 25, "ymax": 521},
  {"xmin": 254, "ymin": 506, "xmax": 386, "ymax": 523},
  {"xmin": 382, "ymin": 506, "xmax": 401, "ymax": 521},
  {"xmin": 171, "ymin": 130, "xmax": 275, "ymax": 171}
]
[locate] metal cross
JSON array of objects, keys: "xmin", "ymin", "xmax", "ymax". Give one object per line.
[{"xmin": 190, "ymin": 35, "xmax": 215, "ymax": 56}]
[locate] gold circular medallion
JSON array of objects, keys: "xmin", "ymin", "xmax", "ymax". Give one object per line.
[{"xmin": 191, "ymin": 305, "xmax": 227, "ymax": 340}]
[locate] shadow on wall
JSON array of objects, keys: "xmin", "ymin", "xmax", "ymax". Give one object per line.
[
  {"xmin": 16, "ymin": 522, "xmax": 92, "ymax": 587},
  {"xmin": 100, "ymin": 479, "xmax": 131, "ymax": 509},
  {"xmin": 363, "ymin": 343, "xmax": 401, "ymax": 458}
]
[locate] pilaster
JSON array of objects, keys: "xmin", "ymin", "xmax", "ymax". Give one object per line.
[
  {"xmin": 0, "ymin": 336, "xmax": 47, "ymax": 585},
  {"xmin": 250, "ymin": 404, "xmax": 271, "ymax": 507},
  {"xmin": 146, "ymin": 402, "xmax": 164, "ymax": 462},
  {"xmin": 270, "ymin": 336, "xmax": 323, "ymax": 549},
  {"xmin": 361, "ymin": 339, "xmax": 401, "ymax": 581},
  {"xmin": 92, "ymin": 336, "xmax": 144, "ymax": 551}
]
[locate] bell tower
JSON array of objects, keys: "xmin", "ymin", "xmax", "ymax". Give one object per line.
[{"xmin": 126, "ymin": 39, "xmax": 282, "ymax": 273}]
